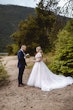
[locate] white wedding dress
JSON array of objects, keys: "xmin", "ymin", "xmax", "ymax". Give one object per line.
[{"xmin": 27, "ymin": 52, "xmax": 73, "ymax": 91}]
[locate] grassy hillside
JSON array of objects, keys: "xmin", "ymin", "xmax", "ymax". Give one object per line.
[{"xmin": 0, "ymin": 5, "xmax": 34, "ymax": 52}]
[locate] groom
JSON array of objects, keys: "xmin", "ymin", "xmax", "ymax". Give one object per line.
[{"xmin": 17, "ymin": 45, "xmax": 27, "ymax": 87}]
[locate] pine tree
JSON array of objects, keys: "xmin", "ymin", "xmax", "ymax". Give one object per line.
[{"xmin": 50, "ymin": 19, "xmax": 73, "ymax": 77}]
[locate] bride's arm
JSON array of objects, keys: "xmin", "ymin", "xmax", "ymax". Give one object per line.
[
  {"xmin": 32, "ymin": 57, "xmax": 42, "ymax": 62},
  {"xmin": 35, "ymin": 57, "xmax": 42, "ymax": 62}
]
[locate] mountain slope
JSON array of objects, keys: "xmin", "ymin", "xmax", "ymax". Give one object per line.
[{"xmin": 0, "ymin": 5, "xmax": 34, "ymax": 52}]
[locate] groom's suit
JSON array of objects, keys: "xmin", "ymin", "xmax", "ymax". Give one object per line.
[{"xmin": 17, "ymin": 49, "xmax": 27, "ymax": 85}]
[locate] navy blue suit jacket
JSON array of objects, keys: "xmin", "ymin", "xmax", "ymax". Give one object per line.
[{"xmin": 17, "ymin": 50, "xmax": 27, "ymax": 68}]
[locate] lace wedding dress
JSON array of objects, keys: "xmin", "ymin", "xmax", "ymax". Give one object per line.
[{"xmin": 27, "ymin": 52, "xmax": 73, "ymax": 91}]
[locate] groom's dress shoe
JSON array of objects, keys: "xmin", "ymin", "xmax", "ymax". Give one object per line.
[
  {"xmin": 21, "ymin": 83, "xmax": 25, "ymax": 86},
  {"xmin": 18, "ymin": 84, "xmax": 24, "ymax": 87}
]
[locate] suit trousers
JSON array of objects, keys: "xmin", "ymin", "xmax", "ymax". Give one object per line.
[{"xmin": 18, "ymin": 66, "xmax": 25, "ymax": 85}]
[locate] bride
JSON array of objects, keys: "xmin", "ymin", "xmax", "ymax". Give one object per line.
[{"xmin": 27, "ymin": 46, "xmax": 73, "ymax": 91}]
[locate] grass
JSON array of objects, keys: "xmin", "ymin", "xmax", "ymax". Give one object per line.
[{"xmin": 26, "ymin": 64, "xmax": 34, "ymax": 69}]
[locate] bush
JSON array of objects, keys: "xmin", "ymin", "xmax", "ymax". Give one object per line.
[
  {"xmin": 49, "ymin": 19, "xmax": 73, "ymax": 77},
  {"xmin": 7, "ymin": 44, "xmax": 19, "ymax": 55},
  {"xmin": 0, "ymin": 62, "xmax": 9, "ymax": 86}
]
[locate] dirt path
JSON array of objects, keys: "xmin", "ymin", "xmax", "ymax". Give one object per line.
[{"xmin": 0, "ymin": 56, "xmax": 73, "ymax": 110}]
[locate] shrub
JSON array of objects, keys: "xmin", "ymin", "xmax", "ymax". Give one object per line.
[
  {"xmin": 49, "ymin": 19, "xmax": 73, "ymax": 77},
  {"xmin": 7, "ymin": 44, "xmax": 19, "ymax": 55},
  {"xmin": 0, "ymin": 62, "xmax": 9, "ymax": 86}
]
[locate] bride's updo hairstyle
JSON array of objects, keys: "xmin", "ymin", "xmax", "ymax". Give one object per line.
[
  {"xmin": 36, "ymin": 46, "xmax": 43, "ymax": 54},
  {"xmin": 36, "ymin": 46, "xmax": 41, "ymax": 52}
]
